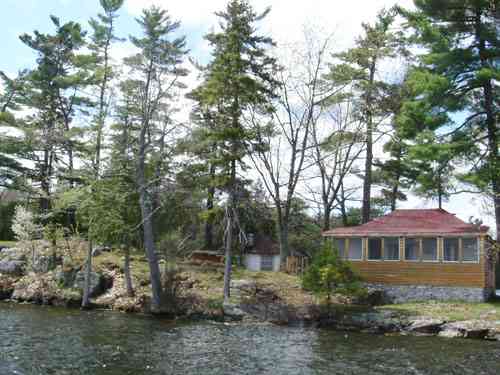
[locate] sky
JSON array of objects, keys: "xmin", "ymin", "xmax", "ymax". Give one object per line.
[{"xmin": 0, "ymin": 0, "xmax": 495, "ymax": 234}]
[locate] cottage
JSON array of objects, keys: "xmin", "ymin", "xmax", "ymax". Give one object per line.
[{"xmin": 323, "ymin": 209, "xmax": 496, "ymax": 303}]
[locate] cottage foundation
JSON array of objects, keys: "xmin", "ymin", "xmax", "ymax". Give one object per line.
[{"xmin": 365, "ymin": 283, "xmax": 493, "ymax": 303}]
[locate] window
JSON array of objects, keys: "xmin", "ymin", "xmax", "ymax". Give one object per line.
[
  {"xmin": 334, "ymin": 238, "xmax": 346, "ymax": 257},
  {"xmin": 260, "ymin": 256, "xmax": 274, "ymax": 271},
  {"xmin": 422, "ymin": 238, "xmax": 438, "ymax": 261},
  {"xmin": 384, "ymin": 237, "xmax": 399, "ymax": 260},
  {"xmin": 347, "ymin": 238, "xmax": 363, "ymax": 260},
  {"xmin": 443, "ymin": 238, "xmax": 459, "ymax": 262},
  {"xmin": 405, "ymin": 238, "xmax": 419, "ymax": 261},
  {"xmin": 462, "ymin": 238, "xmax": 479, "ymax": 262},
  {"xmin": 368, "ymin": 238, "xmax": 382, "ymax": 260}
]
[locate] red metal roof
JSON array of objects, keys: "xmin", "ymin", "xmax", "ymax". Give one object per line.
[{"xmin": 323, "ymin": 209, "xmax": 489, "ymax": 237}]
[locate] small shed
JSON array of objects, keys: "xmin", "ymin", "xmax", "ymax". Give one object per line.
[
  {"xmin": 323, "ymin": 209, "xmax": 495, "ymax": 302},
  {"xmin": 244, "ymin": 234, "xmax": 280, "ymax": 272}
]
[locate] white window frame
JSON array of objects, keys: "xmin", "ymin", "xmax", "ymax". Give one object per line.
[
  {"xmin": 443, "ymin": 237, "xmax": 460, "ymax": 263},
  {"xmin": 347, "ymin": 237, "xmax": 363, "ymax": 261},
  {"xmin": 383, "ymin": 237, "xmax": 400, "ymax": 261},
  {"xmin": 403, "ymin": 237, "xmax": 420, "ymax": 262},
  {"xmin": 367, "ymin": 237, "xmax": 383, "ymax": 261},
  {"xmin": 334, "ymin": 238, "xmax": 346, "ymax": 258},
  {"xmin": 421, "ymin": 237, "xmax": 439, "ymax": 262},
  {"xmin": 461, "ymin": 237, "xmax": 480, "ymax": 264}
]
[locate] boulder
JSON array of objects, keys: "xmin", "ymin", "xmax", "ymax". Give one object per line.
[
  {"xmin": 439, "ymin": 321, "xmax": 490, "ymax": 339},
  {"xmin": 406, "ymin": 318, "xmax": 444, "ymax": 334},
  {"xmin": 73, "ymin": 270, "xmax": 104, "ymax": 297},
  {"xmin": 55, "ymin": 267, "xmax": 79, "ymax": 287},
  {"xmin": 92, "ymin": 245, "xmax": 111, "ymax": 257},
  {"xmin": 338, "ymin": 311, "xmax": 402, "ymax": 333},
  {"xmin": 355, "ymin": 289, "xmax": 392, "ymax": 306},
  {"xmin": 0, "ymin": 248, "xmax": 26, "ymax": 262},
  {"xmin": 32, "ymin": 255, "xmax": 56, "ymax": 274},
  {"xmin": 223, "ymin": 302, "xmax": 246, "ymax": 320},
  {"xmin": 0, "ymin": 260, "xmax": 25, "ymax": 276},
  {"xmin": 230, "ymin": 279, "xmax": 257, "ymax": 296}
]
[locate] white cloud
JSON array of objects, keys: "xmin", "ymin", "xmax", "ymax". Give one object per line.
[{"xmin": 125, "ymin": 0, "xmax": 415, "ymax": 47}]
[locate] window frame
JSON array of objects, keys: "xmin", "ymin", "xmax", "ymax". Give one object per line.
[
  {"xmin": 333, "ymin": 238, "xmax": 346, "ymax": 259},
  {"xmin": 347, "ymin": 237, "xmax": 363, "ymax": 261},
  {"xmin": 383, "ymin": 237, "xmax": 400, "ymax": 261},
  {"xmin": 367, "ymin": 237, "xmax": 383, "ymax": 261},
  {"xmin": 461, "ymin": 237, "xmax": 480, "ymax": 263},
  {"xmin": 404, "ymin": 237, "xmax": 421, "ymax": 262},
  {"xmin": 421, "ymin": 237, "xmax": 439, "ymax": 262},
  {"xmin": 443, "ymin": 237, "xmax": 460, "ymax": 263}
]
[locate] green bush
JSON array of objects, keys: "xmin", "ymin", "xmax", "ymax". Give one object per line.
[{"xmin": 302, "ymin": 241, "xmax": 365, "ymax": 300}]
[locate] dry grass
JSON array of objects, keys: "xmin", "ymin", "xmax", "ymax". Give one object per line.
[
  {"xmin": 0, "ymin": 241, "xmax": 17, "ymax": 248},
  {"xmin": 377, "ymin": 300, "xmax": 500, "ymax": 322}
]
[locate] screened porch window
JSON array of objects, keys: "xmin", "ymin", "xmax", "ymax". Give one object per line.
[
  {"xmin": 462, "ymin": 238, "xmax": 479, "ymax": 262},
  {"xmin": 368, "ymin": 238, "xmax": 382, "ymax": 260},
  {"xmin": 347, "ymin": 238, "xmax": 363, "ymax": 260},
  {"xmin": 422, "ymin": 238, "xmax": 438, "ymax": 261},
  {"xmin": 334, "ymin": 238, "xmax": 346, "ymax": 258},
  {"xmin": 384, "ymin": 237, "xmax": 399, "ymax": 260},
  {"xmin": 443, "ymin": 238, "xmax": 459, "ymax": 262},
  {"xmin": 405, "ymin": 238, "xmax": 419, "ymax": 260}
]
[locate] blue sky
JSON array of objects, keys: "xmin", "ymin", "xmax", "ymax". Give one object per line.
[{"xmin": 1, "ymin": 0, "xmax": 208, "ymax": 75}]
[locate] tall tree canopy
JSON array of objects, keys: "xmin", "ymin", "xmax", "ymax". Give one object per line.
[
  {"xmin": 191, "ymin": 0, "xmax": 278, "ymax": 300},
  {"xmin": 398, "ymin": 0, "xmax": 500, "ymax": 238}
]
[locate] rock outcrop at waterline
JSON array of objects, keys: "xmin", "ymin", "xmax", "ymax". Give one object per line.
[{"xmin": 1, "ymin": 245, "xmax": 499, "ymax": 341}]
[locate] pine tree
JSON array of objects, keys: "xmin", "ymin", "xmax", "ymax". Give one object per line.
[
  {"xmin": 398, "ymin": 0, "xmax": 500, "ymax": 237},
  {"xmin": 17, "ymin": 16, "xmax": 93, "ymax": 218},
  {"xmin": 325, "ymin": 9, "xmax": 401, "ymax": 223},
  {"xmin": 191, "ymin": 0, "xmax": 278, "ymax": 301},
  {"xmin": 123, "ymin": 6, "xmax": 188, "ymax": 312},
  {"xmin": 88, "ymin": 0, "xmax": 124, "ymax": 177}
]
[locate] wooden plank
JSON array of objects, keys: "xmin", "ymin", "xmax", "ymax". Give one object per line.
[{"xmin": 349, "ymin": 260, "xmax": 486, "ymax": 287}]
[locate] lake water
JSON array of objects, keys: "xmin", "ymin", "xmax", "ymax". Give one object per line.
[{"xmin": 1, "ymin": 302, "xmax": 500, "ymax": 375}]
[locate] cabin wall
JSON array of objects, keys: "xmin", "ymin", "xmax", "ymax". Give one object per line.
[{"xmin": 327, "ymin": 234, "xmax": 492, "ymax": 302}]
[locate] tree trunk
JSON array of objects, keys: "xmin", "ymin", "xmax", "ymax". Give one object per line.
[
  {"xmin": 123, "ymin": 245, "xmax": 135, "ymax": 297},
  {"xmin": 361, "ymin": 60, "xmax": 376, "ymax": 224},
  {"xmin": 223, "ymin": 160, "xmax": 236, "ymax": 302},
  {"xmin": 205, "ymin": 163, "xmax": 216, "ymax": 250},
  {"xmin": 81, "ymin": 239, "xmax": 93, "ymax": 309},
  {"xmin": 223, "ymin": 206, "xmax": 233, "ymax": 302},
  {"xmin": 323, "ymin": 205, "xmax": 331, "ymax": 231},
  {"xmin": 138, "ymin": 183, "xmax": 163, "ymax": 312},
  {"xmin": 137, "ymin": 139, "xmax": 163, "ymax": 312},
  {"xmin": 361, "ymin": 126, "xmax": 373, "ymax": 223},
  {"xmin": 277, "ymin": 217, "xmax": 290, "ymax": 268}
]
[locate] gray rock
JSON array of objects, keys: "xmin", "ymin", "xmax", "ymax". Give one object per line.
[
  {"xmin": 438, "ymin": 328, "xmax": 464, "ymax": 338},
  {"xmin": 223, "ymin": 302, "xmax": 246, "ymax": 320},
  {"xmin": 55, "ymin": 267, "xmax": 79, "ymax": 287},
  {"xmin": 0, "ymin": 248, "xmax": 26, "ymax": 262},
  {"xmin": 92, "ymin": 246, "xmax": 111, "ymax": 257},
  {"xmin": 407, "ymin": 318, "xmax": 444, "ymax": 334},
  {"xmin": 73, "ymin": 270, "xmax": 104, "ymax": 297},
  {"xmin": 440, "ymin": 321, "xmax": 490, "ymax": 339},
  {"xmin": 363, "ymin": 283, "xmax": 490, "ymax": 303},
  {"xmin": 32, "ymin": 255, "xmax": 55, "ymax": 274},
  {"xmin": 230, "ymin": 279, "xmax": 257, "ymax": 295},
  {"xmin": 0, "ymin": 260, "xmax": 25, "ymax": 276}
]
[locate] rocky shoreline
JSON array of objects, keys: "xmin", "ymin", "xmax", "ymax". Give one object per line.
[{"xmin": 1, "ymin": 245, "xmax": 499, "ymax": 341}]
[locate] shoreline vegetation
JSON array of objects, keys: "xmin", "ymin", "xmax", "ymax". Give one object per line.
[{"xmin": 1, "ymin": 240, "xmax": 499, "ymax": 341}]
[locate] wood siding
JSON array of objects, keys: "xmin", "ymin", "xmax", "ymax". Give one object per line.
[{"xmin": 335, "ymin": 236, "xmax": 489, "ymax": 288}]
